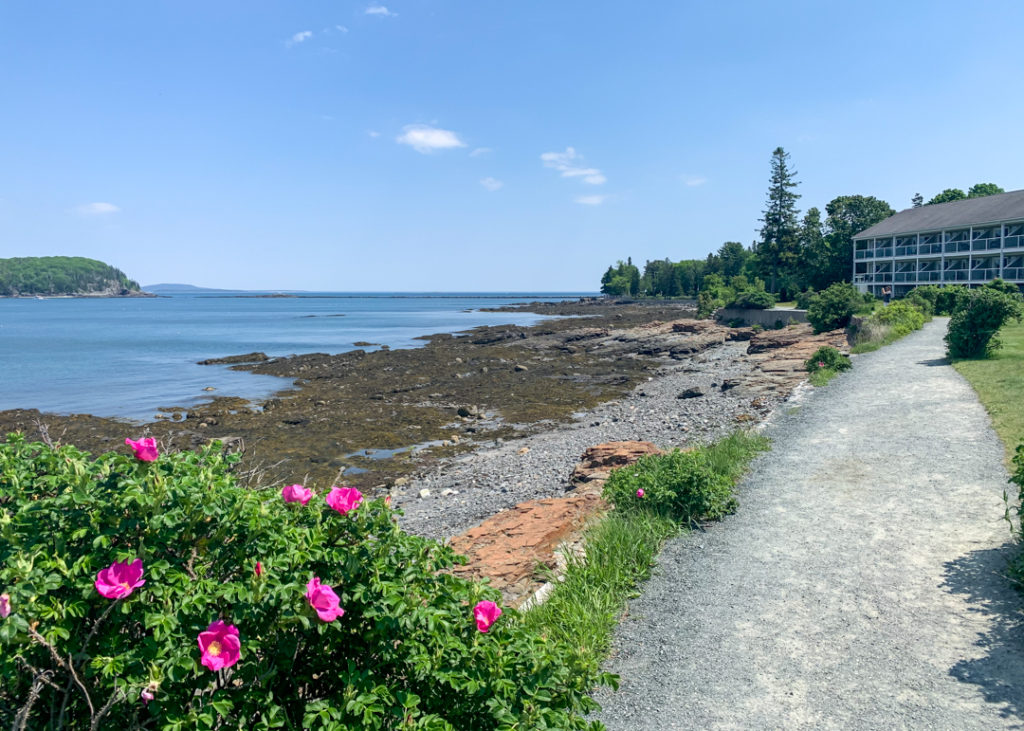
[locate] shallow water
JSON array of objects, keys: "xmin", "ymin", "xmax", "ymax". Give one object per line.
[{"xmin": 0, "ymin": 292, "xmax": 584, "ymax": 420}]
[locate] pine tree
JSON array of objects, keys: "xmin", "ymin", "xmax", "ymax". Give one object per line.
[
  {"xmin": 757, "ymin": 147, "xmax": 801, "ymax": 295},
  {"xmin": 911, "ymin": 193, "xmax": 923, "ymax": 208}
]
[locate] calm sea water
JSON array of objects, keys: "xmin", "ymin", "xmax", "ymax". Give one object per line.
[{"xmin": 0, "ymin": 292, "xmax": 586, "ymax": 421}]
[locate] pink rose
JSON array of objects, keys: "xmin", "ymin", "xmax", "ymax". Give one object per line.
[
  {"xmin": 637, "ymin": 489, "xmax": 645, "ymax": 498},
  {"xmin": 95, "ymin": 559, "xmax": 145, "ymax": 599},
  {"xmin": 326, "ymin": 486, "xmax": 363, "ymax": 515},
  {"xmin": 125, "ymin": 437, "xmax": 159, "ymax": 462},
  {"xmin": 817, "ymin": 361, "xmax": 825, "ymax": 368},
  {"xmin": 281, "ymin": 484, "xmax": 313, "ymax": 505},
  {"xmin": 305, "ymin": 577, "xmax": 345, "ymax": 622},
  {"xmin": 198, "ymin": 620, "xmax": 241, "ymax": 671},
  {"xmin": 473, "ymin": 600, "xmax": 502, "ymax": 633},
  {"xmin": 0, "ymin": 593, "xmax": 10, "ymax": 618},
  {"xmin": 140, "ymin": 688, "xmax": 155, "ymax": 705},
  {"xmin": 254, "ymin": 561, "xmax": 263, "ymax": 577}
]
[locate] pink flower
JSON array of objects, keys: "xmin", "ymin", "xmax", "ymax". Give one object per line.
[
  {"xmin": 305, "ymin": 577, "xmax": 345, "ymax": 622},
  {"xmin": 140, "ymin": 688, "xmax": 155, "ymax": 705},
  {"xmin": 254, "ymin": 561, "xmax": 263, "ymax": 577},
  {"xmin": 326, "ymin": 486, "xmax": 363, "ymax": 515},
  {"xmin": 281, "ymin": 484, "xmax": 313, "ymax": 505},
  {"xmin": 0, "ymin": 593, "xmax": 10, "ymax": 618},
  {"xmin": 473, "ymin": 600, "xmax": 502, "ymax": 633},
  {"xmin": 817, "ymin": 361, "xmax": 825, "ymax": 368},
  {"xmin": 125, "ymin": 437, "xmax": 159, "ymax": 462},
  {"xmin": 95, "ymin": 559, "xmax": 145, "ymax": 599},
  {"xmin": 384, "ymin": 495, "xmax": 392, "ymax": 508},
  {"xmin": 637, "ymin": 489, "xmax": 645, "ymax": 498},
  {"xmin": 198, "ymin": 620, "xmax": 241, "ymax": 671}
]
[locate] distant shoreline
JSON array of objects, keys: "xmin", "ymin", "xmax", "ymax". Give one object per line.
[{"xmin": 0, "ymin": 291, "xmax": 156, "ymax": 299}]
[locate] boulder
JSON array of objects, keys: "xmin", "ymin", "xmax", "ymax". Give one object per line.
[
  {"xmin": 569, "ymin": 440, "xmax": 663, "ymax": 491},
  {"xmin": 678, "ymin": 387, "xmax": 704, "ymax": 399}
]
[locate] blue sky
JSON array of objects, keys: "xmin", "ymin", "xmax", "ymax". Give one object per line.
[{"xmin": 2, "ymin": 1, "xmax": 1023, "ymax": 291}]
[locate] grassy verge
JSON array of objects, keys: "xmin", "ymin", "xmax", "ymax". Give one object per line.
[
  {"xmin": 952, "ymin": 318, "xmax": 1024, "ymax": 462},
  {"xmin": 520, "ymin": 430, "xmax": 770, "ymax": 672},
  {"xmin": 809, "ymin": 367, "xmax": 841, "ymax": 386}
]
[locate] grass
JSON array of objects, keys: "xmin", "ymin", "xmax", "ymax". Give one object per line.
[
  {"xmin": 774, "ymin": 301, "xmax": 796, "ymax": 309},
  {"xmin": 952, "ymin": 318, "xmax": 1024, "ymax": 463},
  {"xmin": 520, "ymin": 430, "xmax": 770, "ymax": 671},
  {"xmin": 809, "ymin": 367, "xmax": 841, "ymax": 386}
]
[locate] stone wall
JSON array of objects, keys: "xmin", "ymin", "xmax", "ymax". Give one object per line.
[{"xmin": 716, "ymin": 307, "xmax": 808, "ymax": 328}]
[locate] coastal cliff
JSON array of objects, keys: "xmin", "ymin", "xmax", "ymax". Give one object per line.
[{"xmin": 0, "ymin": 256, "xmax": 150, "ymax": 297}]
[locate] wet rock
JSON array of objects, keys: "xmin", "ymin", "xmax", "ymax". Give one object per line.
[
  {"xmin": 197, "ymin": 352, "xmax": 269, "ymax": 366},
  {"xmin": 678, "ymin": 387, "xmax": 704, "ymax": 399}
]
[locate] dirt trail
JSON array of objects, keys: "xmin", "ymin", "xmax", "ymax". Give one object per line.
[{"xmin": 597, "ymin": 319, "xmax": 1024, "ymax": 730}]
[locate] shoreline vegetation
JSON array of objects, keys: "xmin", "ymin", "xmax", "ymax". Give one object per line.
[{"xmin": 0, "ymin": 256, "xmax": 150, "ymax": 298}]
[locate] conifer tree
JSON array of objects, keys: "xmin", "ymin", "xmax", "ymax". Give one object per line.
[{"xmin": 757, "ymin": 147, "xmax": 801, "ymax": 295}]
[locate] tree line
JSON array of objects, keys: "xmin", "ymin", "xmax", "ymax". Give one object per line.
[
  {"xmin": 601, "ymin": 147, "xmax": 1005, "ymax": 302},
  {"xmin": 0, "ymin": 256, "xmax": 141, "ymax": 296}
]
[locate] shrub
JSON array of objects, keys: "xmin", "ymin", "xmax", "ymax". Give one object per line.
[
  {"xmin": 945, "ymin": 287, "xmax": 1024, "ymax": 358},
  {"xmin": 0, "ymin": 436, "xmax": 609, "ymax": 730},
  {"xmin": 902, "ymin": 290, "xmax": 933, "ymax": 316},
  {"xmin": 696, "ymin": 291, "xmax": 723, "ymax": 319},
  {"xmin": 1009, "ymin": 443, "xmax": 1024, "ymax": 584},
  {"xmin": 794, "ymin": 288, "xmax": 815, "ymax": 310},
  {"xmin": 985, "ymin": 278, "xmax": 1021, "ymax": 296},
  {"xmin": 806, "ymin": 282, "xmax": 861, "ymax": 333},
  {"xmin": 727, "ymin": 289, "xmax": 775, "ymax": 310},
  {"xmin": 804, "ymin": 345, "xmax": 851, "ymax": 374},
  {"xmin": 913, "ymin": 284, "xmax": 970, "ymax": 316},
  {"xmin": 603, "ymin": 449, "xmax": 736, "ymax": 524},
  {"xmin": 874, "ymin": 300, "xmax": 926, "ymax": 337}
]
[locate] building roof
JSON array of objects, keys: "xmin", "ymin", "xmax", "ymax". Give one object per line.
[{"xmin": 854, "ymin": 189, "xmax": 1024, "ymax": 239}]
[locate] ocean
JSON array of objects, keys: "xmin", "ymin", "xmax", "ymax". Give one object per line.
[{"xmin": 0, "ymin": 292, "xmax": 587, "ymax": 421}]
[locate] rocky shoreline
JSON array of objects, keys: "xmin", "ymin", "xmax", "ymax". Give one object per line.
[{"xmin": 0, "ymin": 301, "xmax": 844, "ymax": 548}]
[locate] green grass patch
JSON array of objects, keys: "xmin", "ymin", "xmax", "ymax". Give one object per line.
[
  {"xmin": 809, "ymin": 367, "xmax": 840, "ymax": 386},
  {"xmin": 953, "ymin": 318, "xmax": 1024, "ymax": 462},
  {"xmin": 521, "ymin": 430, "xmax": 770, "ymax": 672}
]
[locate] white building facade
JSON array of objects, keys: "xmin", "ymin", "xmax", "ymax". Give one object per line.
[{"xmin": 853, "ymin": 190, "xmax": 1024, "ymax": 297}]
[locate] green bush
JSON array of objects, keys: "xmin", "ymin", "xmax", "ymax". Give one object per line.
[
  {"xmin": 902, "ymin": 290, "xmax": 933, "ymax": 316},
  {"xmin": 806, "ymin": 282, "xmax": 862, "ymax": 333},
  {"xmin": 914, "ymin": 284, "xmax": 970, "ymax": 316},
  {"xmin": 0, "ymin": 436, "xmax": 609, "ymax": 730},
  {"xmin": 985, "ymin": 278, "xmax": 1021, "ymax": 296},
  {"xmin": 945, "ymin": 287, "xmax": 1024, "ymax": 358},
  {"xmin": 603, "ymin": 449, "xmax": 736, "ymax": 524},
  {"xmin": 804, "ymin": 345, "xmax": 851, "ymax": 374},
  {"xmin": 874, "ymin": 300, "xmax": 926, "ymax": 337},
  {"xmin": 1009, "ymin": 442, "xmax": 1024, "ymax": 585},
  {"xmin": 696, "ymin": 291, "xmax": 723, "ymax": 319},
  {"xmin": 726, "ymin": 289, "xmax": 775, "ymax": 310},
  {"xmin": 794, "ymin": 288, "xmax": 815, "ymax": 310}
]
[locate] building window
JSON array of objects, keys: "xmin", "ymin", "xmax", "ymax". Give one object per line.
[
  {"xmin": 972, "ymin": 226, "xmax": 1002, "ymax": 251},
  {"xmin": 919, "ymin": 232, "xmax": 942, "ymax": 255},
  {"xmin": 1005, "ymin": 223, "xmax": 1024, "ymax": 249},
  {"xmin": 895, "ymin": 236, "xmax": 917, "ymax": 256},
  {"xmin": 944, "ymin": 229, "xmax": 971, "ymax": 253}
]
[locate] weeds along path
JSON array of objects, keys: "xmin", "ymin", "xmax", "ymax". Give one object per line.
[{"xmin": 597, "ymin": 318, "xmax": 1024, "ymax": 730}]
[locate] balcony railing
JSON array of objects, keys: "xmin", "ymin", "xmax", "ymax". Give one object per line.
[
  {"xmin": 970, "ymin": 267, "xmax": 1000, "ymax": 281},
  {"xmin": 1003, "ymin": 267, "xmax": 1024, "ymax": 280},
  {"xmin": 943, "ymin": 270, "xmax": 970, "ymax": 281},
  {"xmin": 944, "ymin": 242, "xmax": 971, "ymax": 253},
  {"xmin": 919, "ymin": 243, "xmax": 943, "ymax": 255},
  {"xmin": 895, "ymin": 246, "xmax": 918, "ymax": 257},
  {"xmin": 916, "ymin": 271, "xmax": 942, "ymax": 281},
  {"xmin": 855, "ymin": 250, "xmax": 873, "ymax": 259}
]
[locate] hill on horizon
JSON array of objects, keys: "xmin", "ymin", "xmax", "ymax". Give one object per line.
[{"xmin": 0, "ymin": 256, "xmax": 143, "ymax": 297}]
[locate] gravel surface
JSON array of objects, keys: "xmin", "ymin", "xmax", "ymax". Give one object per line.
[
  {"xmin": 397, "ymin": 340, "xmax": 764, "ymax": 541},
  {"xmin": 595, "ymin": 318, "xmax": 1024, "ymax": 730}
]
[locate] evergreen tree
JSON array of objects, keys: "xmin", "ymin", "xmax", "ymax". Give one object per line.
[
  {"xmin": 756, "ymin": 147, "xmax": 802, "ymax": 295},
  {"xmin": 911, "ymin": 193, "xmax": 924, "ymax": 208},
  {"xmin": 798, "ymin": 207, "xmax": 829, "ymax": 290}
]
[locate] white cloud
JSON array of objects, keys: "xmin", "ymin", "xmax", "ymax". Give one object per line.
[
  {"xmin": 574, "ymin": 194, "xmax": 608, "ymax": 206},
  {"xmin": 365, "ymin": 5, "xmax": 396, "ymax": 16},
  {"xmin": 335, "ymin": 25, "xmax": 349, "ymax": 33},
  {"xmin": 368, "ymin": 130, "xmax": 381, "ymax": 138},
  {"xmin": 681, "ymin": 174, "xmax": 707, "ymax": 187},
  {"xmin": 541, "ymin": 147, "xmax": 606, "ymax": 185},
  {"xmin": 480, "ymin": 177, "xmax": 503, "ymax": 191},
  {"xmin": 395, "ymin": 124, "xmax": 466, "ymax": 153},
  {"xmin": 74, "ymin": 202, "xmax": 120, "ymax": 215},
  {"xmin": 287, "ymin": 30, "xmax": 313, "ymax": 46},
  {"xmin": 469, "ymin": 147, "xmax": 492, "ymax": 157}
]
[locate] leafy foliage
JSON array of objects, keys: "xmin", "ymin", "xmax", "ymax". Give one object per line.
[
  {"xmin": 820, "ymin": 195, "xmax": 894, "ymax": 287},
  {"xmin": 804, "ymin": 346, "xmax": 851, "ymax": 374},
  {"xmin": 1008, "ymin": 443, "xmax": 1024, "ymax": 585},
  {"xmin": 968, "ymin": 183, "xmax": 1005, "ymax": 199},
  {"xmin": 873, "ymin": 301, "xmax": 926, "ymax": 337},
  {"xmin": 0, "ymin": 436, "xmax": 609, "ymax": 730},
  {"xmin": 603, "ymin": 449, "xmax": 736, "ymax": 524},
  {"xmin": 806, "ymin": 282, "xmax": 866, "ymax": 333},
  {"xmin": 927, "ymin": 188, "xmax": 967, "ymax": 205},
  {"xmin": 726, "ymin": 288, "xmax": 775, "ymax": 310},
  {"xmin": 0, "ymin": 257, "xmax": 140, "ymax": 297},
  {"xmin": 945, "ymin": 287, "xmax": 1024, "ymax": 359}
]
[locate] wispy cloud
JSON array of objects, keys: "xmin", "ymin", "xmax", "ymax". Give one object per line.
[
  {"xmin": 574, "ymin": 194, "xmax": 608, "ymax": 206},
  {"xmin": 335, "ymin": 25, "xmax": 349, "ymax": 33},
  {"xmin": 681, "ymin": 174, "xmax": 707, "ymax": 187},
  {"xmin": 368, "ymin": 130, "xmax": 381, "ymax": 138},
  {"xmin": 480, "ymin": 177, "xmax": 503, "ymax": 192},
  {"xmin": 541, "ymin": 147, "xmax": 606, "ymax": 185},
  {"xmin": 73, "ymin": 202, "xmax": 120, "ymax": 215},
  {"xmin": 365, "ymin": 5, "xmax": 396, "ymax": 16},
  {"xmin": 287, "ymin": 30, "xmax": 313, "ymax": 46},
  {"xmin": 396, "ymin": 124, "xmax": 465, "ymax": 153},
  {"xmin": 469, "ymin": 147, "xmax": 492, "ymax": 157}
]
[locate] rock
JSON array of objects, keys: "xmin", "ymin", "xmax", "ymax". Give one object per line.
[
  {"xmin": 514, "ymin": 364, "xmax": 529, "ymax": 372},
  {"xmin": 457, "ymin": 405, "xmax": 480, "ymax": 418},
  {"xmin": 441, "ymin": 488, "xmax": 458, "ymax": 497},
  {"xmin": 569, "ymin": 441, "xmax": 663, "ymax": 491},
  {"xmin": 418, "ymin": 489, "xmax": 431, "ymax": 499},
  {"xmin": 197, "ymin": 352, "xmax": 269, "ymax": 366},
  {"xmin": 517, "ymin": 447, "xmax": 530, "ymax": 455},
  {"xmin": 720, "ymin": 379, "xmax": 740, "ymax": 392},
  {"xmin": 203, "ymin": 386, "xmax": 216, "ymax": 392},
  {"xmin": 678, "ymin": 387, "xmax": 704, "ymax": 399},
  {"xmin": 448, "ymin": 492, "xmax": 607, "ymax": 606},
  {"xmin": 394, "ymin": 477, "xmax": 409, "ymax": 487}
]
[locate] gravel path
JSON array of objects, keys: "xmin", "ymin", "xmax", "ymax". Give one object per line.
[{"xmin": 597, "ymin": 319, "xmax": 1024, "ymax": 730}]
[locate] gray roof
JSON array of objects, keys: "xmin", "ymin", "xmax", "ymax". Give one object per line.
[{"xmin": 854, "ymin": 189, "xmax": 1024, "ymax": 239}]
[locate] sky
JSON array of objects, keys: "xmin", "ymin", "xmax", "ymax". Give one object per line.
[{"xmin": 2, "ymin": 1, "xmax": 1024, "ymax": 291}]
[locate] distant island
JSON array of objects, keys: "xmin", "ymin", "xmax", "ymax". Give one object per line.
[
  {"xmin": 0, "ymin": 256, "xmax": 148, "ymax": 297},
  {"xmin": 143, "ymin": 283, "xmax": 242, "ymax": 294}
]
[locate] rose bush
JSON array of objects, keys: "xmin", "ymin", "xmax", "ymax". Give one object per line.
[{"xmin": 0, "ymin": 435, "xmax": 610, "ymax": 730}]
